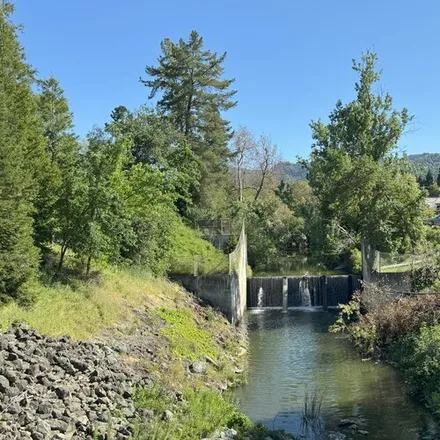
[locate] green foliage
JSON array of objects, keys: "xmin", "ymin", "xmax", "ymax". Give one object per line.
[
  {"xmin": 306, "ymin": 51, "xmax": 426, "ymax": 256},
  {"xmin": 0, "ymin": 2, "xmax": 46, "ymax": 302},
  {"xmin": 392, "ymin": 325, "xmax": 440, "ymax": 414},
  {"xmin": 134, "ymin": 386, "xmax": 243, "ymax": 440},
  {"xmin": 158, "ymin": 308, "xmax": 218, "ymax": 360},
  {"xmin": 425, "ymin": 169, "xmax": 434, "ymax": 187},
  {"xmin": 134, "ymin": 384, "xmax": 171, "ymax": 413},
  {"xmin": 349, "ymin": 248, "xmax": 362, "ymax": 274},
  {"xmin": 133, "ymin": 385, "xmax": 295, "ymax": 440},
  {"xmin": 411, "ymin": 262, "xmax": 439, "ymax": 292},
  {"xmin": 167, "ymin": 218, "xmax": 228, "ymax": 275},
  {"xmin": 329, "ymin": 291, "xmax": 361, "ymax": 335},
  {"xmin": 142, "ymin": 30, "xmax": 236, "ymax": 205}
]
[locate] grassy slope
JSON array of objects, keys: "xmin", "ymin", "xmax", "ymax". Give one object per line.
[
  {"xmin": 0, "ymin": 243, "xmax": 293, "ymax": 439},
  {"xmin": 0, "ymin": 266, "xmax": 177, "ymax": 339},
  {"xmin": 168, "ymin": 219, "xmax": 229, "ymax": 275}
]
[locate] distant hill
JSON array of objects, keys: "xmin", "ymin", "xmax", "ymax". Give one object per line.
[
  {"xmin": 406, "ymin": 153, "xmax": 440, "ymax": 178},
  {"xmin": 274, "ymin": 153, "xmax": 440, "ymax": 181},
  {"xmin": 273, "ymin": 161, "xmax": 307, "ymax": 181}
]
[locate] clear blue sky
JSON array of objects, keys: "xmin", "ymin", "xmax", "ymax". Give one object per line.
[{"xmin": 13, "ymin": 0, "xmax": 440, "ymax": 161}]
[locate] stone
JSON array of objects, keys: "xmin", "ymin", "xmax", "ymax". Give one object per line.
[
  {"xmin": 139, "ymin": 409, "xmax": 154, "ymax": 419},
  {"xmin": 338, "ymin": 419, "xmax": 358, "ymax": 427},
  {"xmin": 34, "ymin": 421, "xmax": 51, "ymax": 436},
  {"xmin": 55, "ymin": 385, "xmax": 72, "ymax": 399},
  {"xmin": 48, "ymin": 420, "xmax": 69, "ymax": 433},
  {"xmin": 328, "ymin": 433, "xmax": 346, "ymax": 440},
  {"xmin": 190, "ymin": 362, "xmax": 206, "ymax": 374},
  {"xmin": 162, "ymin": 409, "xmax": 174, "ymax": 421},
  {"xmin": 0, "ymin": 375, "xmax": 9, "ymax": 392}
]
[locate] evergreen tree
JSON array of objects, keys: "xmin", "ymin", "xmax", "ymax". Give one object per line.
[
  {"xmin": 436, "ymin": 169, "xmax": 440, "ymax": 187},
  {"xmin": 0, "ymin": 2, "xmax": 45, "ymax": 302},
  {"xmin": 141, "ymin": 31, "xmax": 236, "ymax": 203},
  {"xmin": 425, "ymin": 169, "xmax": 434, "ymax": 187}
]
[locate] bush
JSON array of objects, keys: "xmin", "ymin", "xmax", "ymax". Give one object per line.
[
  {"xmin": 392, "ymin": 325, "xmax": 440, "ymax": 414},
  {"xmin": 331, "ymin": 284, "xmax": 440, "ymax": 356},
  {"xmin": 348, "ymin": 248, "xmax": 362, "ymax": 274},
  {"xmin": 411, "ymin": 262, "xmax": 439, "ymax": 292}
]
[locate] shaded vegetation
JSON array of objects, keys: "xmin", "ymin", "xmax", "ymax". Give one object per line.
[{"xmin": 331, "ymin": 285, "xmax": 440, "ymax": 417}]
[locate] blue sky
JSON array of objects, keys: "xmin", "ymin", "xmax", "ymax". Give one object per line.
[{"xmin": 13, "ymin": 0, "xmax": 440, "ymax": 161}]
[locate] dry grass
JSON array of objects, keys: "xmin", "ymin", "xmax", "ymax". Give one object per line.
[{"xmin": 0, "ymin": 266, "xmax": 181, "ymax": 339}]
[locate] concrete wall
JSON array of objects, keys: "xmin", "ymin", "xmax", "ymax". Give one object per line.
[
  {"xmin": 369, "ymin": 272, "xmax": 411, "ymax": 293},
  {"xmin": 169, "ymin": 274, "xmax": 244, "ymax": 325}
]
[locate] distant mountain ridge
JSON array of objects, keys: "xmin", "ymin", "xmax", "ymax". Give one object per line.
[
  {"xmin": 275, "ymin": 153, "xmax": 440, "ymax": 181},
  {"xmin": 406, "ymin": 153, "xmax": 440, "ymax": 177}
]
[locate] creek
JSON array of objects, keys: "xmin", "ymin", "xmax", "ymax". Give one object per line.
[{"xmin": 234, "ymin": 309, "xmax": 439, "ymax": 440}]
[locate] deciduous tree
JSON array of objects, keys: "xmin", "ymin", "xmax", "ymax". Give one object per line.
[{"xmin": 306, "ymin": 51, "xmax": 426, "ymax": 270}]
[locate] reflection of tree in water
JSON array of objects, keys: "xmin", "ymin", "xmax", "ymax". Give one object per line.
[
  {"xmin": 237, "ymin": 310, "xmax": 439, "ymax": 440},
  {"xmin": 312, "ymin": 318, "xmax": 438, "ymax": 439}
]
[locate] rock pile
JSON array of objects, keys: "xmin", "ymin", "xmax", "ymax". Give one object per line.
[{"xmin": 0, "ymin": 323, "xmax": 150, "ymax": 440}]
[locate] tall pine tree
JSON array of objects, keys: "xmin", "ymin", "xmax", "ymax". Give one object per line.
[
  {"xmin": 0, "ymin": 2, "xmax": 45, "ymax": 302},
  {"xmin": 141, "ymin": 31, "xmax": 236, "ymax": 206}
]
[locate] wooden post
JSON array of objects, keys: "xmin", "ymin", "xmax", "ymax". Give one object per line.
[
  {"xmin": 321, "ymin": 275, "xmax": 328, "ymax": 311},
  {"xmin": 282, "ymin": 277, "xmax": 288, "ymax": 312}
]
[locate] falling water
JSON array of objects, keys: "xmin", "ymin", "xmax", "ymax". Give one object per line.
[
  {"xmin": 257, "ymin": 287, "xmax": 264, "ymax": 308},
  {"xmin": 299, "ymin": 278, "xmax": 311, "ymax": 307}
]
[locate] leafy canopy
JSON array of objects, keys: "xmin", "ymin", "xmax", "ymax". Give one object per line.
[{"xmin": 306, "ymin": 50, "xmax": 426, "ymax": 253}]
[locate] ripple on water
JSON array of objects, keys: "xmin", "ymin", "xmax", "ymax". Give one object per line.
[{"xmin": 234, "ymin": 309, "xmax": 439, "ymax": 440}]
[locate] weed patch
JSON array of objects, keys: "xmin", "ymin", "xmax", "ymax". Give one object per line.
[{"xmin": 157, "ymin": 308, "xmax": 218, "ymax": 361}]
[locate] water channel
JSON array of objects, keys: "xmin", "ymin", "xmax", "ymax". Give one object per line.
[{"xmin": 234, "ymin": 309, "xmax": 439, "ymax": 440}]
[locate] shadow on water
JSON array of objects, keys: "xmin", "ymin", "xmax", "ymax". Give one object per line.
[{"xmin": 234, "ymin": 309, "xmax": 440, "ymax": 440}]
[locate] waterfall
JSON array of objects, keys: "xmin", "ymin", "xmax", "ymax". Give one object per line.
[
  {"xmin": 299, "ymin": 278, "xmax": 311, "ymax": 307},
  {"xmin": 257, "ymin": 287, "xmax": 264, "ymax": 308}
]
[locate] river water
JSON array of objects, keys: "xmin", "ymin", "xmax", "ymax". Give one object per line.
[{"xmin": 233, "ymin": 309, "xmax": 439, "ymax": 440}]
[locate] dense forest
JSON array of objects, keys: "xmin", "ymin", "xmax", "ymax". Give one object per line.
[{"xmin": 0, "ymin": 1, "xmax": 436, "ymax": 306}]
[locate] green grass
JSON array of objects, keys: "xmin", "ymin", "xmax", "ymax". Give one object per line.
[
  {"xmin": 168, "ymin": 219, "xmax": 228, "ymax": 275},
  {"xmin": 133, "ymin": 386, "xmax": 237, "ymax": 440},
  {"xmin": 133, "ymin": 385, "xmax": 296, "ymax": 440},
  {"xmin": 157, "ymin": 308, "xmax": 218, "ymax": 361},
  {"xmin": 0, "ymin": 266, "xmax": 181, "ymax": 339}
]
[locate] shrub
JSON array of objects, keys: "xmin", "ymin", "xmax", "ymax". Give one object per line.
[
  {"xmin": 348, "ymin": 248, "xmax": 362, "ymax": 274},
  {"xmin": 331, "ymin": 284, "xmax": 440, "ymax": 356},
  {"xmin": 392, "ymin": 325, "xmax": 440, "ymax": 414},
  {"xmin": 411, "ymin": 262, "xmax": 439, "ymax": 292}
]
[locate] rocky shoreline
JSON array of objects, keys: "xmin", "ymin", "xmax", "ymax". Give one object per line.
[
  {"xmin": 0, "ymin": 291, "xmax": 248, "ymax": 440},
  {"xmin": 0, "ymin": 323, "xmax": 148, "ymax": 439}
]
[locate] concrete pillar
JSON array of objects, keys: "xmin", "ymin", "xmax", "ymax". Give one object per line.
[
  {"xmin": 321, "ymin": 275, "xmax": 328, "ymax": 311},
  {"xmin": 348, "ymin": 274, "xmax": 354, "ymax": 302},
  {"xmin": 282, "ymin": 277, "xmax": 288, "ymax": 312}
]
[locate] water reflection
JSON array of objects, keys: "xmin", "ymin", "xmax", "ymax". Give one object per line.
[{"xmin": 234, "ymin": 309, "xmax": 439, "ymax": 440}]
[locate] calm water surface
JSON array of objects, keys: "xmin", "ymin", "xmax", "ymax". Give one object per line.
[{"xmin": 233, "ymin": 309, "xmax": 439, "ymax": 439}]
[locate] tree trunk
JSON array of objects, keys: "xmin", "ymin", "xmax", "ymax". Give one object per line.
[
  {"xmin": 254, "ymin": 170, "xmax": 267, "ymax": 201},
  {"xmin": 86, "ymin": 255, "xmax": 92, "ymax": 276},
  {"xmin": 58, "ymin": 245, "xmax": 67, "ymax": 271}
]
